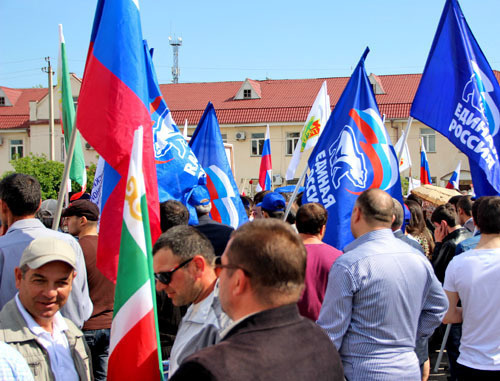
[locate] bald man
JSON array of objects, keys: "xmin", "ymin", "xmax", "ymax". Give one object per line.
[{"xmin": 318, "ymin": 189, "xmax": 448, "ymax": 381}]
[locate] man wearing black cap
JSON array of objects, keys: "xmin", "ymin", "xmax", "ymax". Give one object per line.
[
  {"xmin": 62, "ymin": 200, "xmax": 115, "ymax": 381},
  {"xmin": 0, "ymin": 236, "xmax": 92, "ymax": 380},
  {"xmin": 189, "ymin": 186, "xmax": 234, "ymax": 257}
]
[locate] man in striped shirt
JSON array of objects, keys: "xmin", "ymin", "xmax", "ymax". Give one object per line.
[{"xmin": 318, "ymin": 189, "xmax": 448, "ymax": 380}]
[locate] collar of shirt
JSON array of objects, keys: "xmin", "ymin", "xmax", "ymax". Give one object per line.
[
  {"xmin": 184, "ymin": 281, "xmax": 219, "ymax": 324},
  {"xmin": 6, "ymin": 218, "xmax": 44, "ymax": 234},
  {"xmin": 344, "ymin": 229, "xmax": 394, "ymax": 252},
  {"xmin": 15, "ymin": 293, "xmax": 68, "ymax": 337}
]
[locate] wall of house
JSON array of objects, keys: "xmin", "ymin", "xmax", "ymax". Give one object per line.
[{"xmin": 0, "ymin": 130, "xmax": 29, "ymax": 174}]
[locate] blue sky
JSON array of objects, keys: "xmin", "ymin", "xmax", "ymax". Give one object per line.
[{"xmin": 1, "ymin": 0, "xmax": 499, "ymax": 89}]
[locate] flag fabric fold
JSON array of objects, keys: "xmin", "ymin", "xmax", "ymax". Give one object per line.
[
  {"xmin": 446, "ymin": 161, "xmax": 461, "ymax": 189},
  {"xmin": 420, "ymin": 139, "xmax": 432, "ymax": 185},
  {"xmin": 286, "ymin": 81, "xmax": 331, "ymax": 180},
  {"xmin": 57, "ymin": 24, "xmax": 87, "ymax": 195},
  {"xmin": 256, "ymin": 124, "xmax": 272, "ymax": 192},
  {"xmin": 76, "ymin": 0, "xmax": 161, "ymax": 282},
  {"xmin": 410, "ymin": 0, "xmax": 500, "ymax": 196},
  {"xmin": 303, "ymin": 48, "xmax": 403, "ymax": 250},
  {"xmin": 189, "ymin": 102, "xmax": 248, "ymax": 228},
  {"xmin": 108, "ymin": 126, "xmax": 162, "ymax": 380},
  {"xmin": 144, "ymin": 40, "xmax": 206, "ymax": 224}
]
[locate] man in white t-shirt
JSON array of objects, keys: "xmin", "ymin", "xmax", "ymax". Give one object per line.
[{"xmin": 443, "ymin": 196, "xmax": 500, "ymax": 380}]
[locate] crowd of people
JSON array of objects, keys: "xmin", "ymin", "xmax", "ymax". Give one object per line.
[{"xmin": 0, "ymin": 172, "xmax": 499, "ymax": 381}]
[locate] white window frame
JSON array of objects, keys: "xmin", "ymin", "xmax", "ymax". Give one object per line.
[
  {"xmin": 10, "ymin": 139, "xmax": 24, "ymax": 160},
  {"xmin": 420, "ymin": 128, "xmax": 436, "ymax": 153},
  {"xmin": 251, "ymin": 133, "xmax": 265, "ymax": 156},
  {"xmin": 286, "ymin": 132, "xmax": 300, "ymax": 155}
]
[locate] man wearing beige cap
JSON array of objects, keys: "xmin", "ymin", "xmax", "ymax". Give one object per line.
[{"xmin": 0, "ymin": 236, "xmax": 92, "ymax": 381}]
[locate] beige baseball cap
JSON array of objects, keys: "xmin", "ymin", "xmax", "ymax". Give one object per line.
[{"xmin": 20, "ymin": 237, "xmax": 76, "ymax": 270}]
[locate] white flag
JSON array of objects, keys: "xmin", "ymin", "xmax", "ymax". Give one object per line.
[
  {"xmin": 183, "ymin": 119, "xmax": 188, "ymax": 140},
  {"xmin": 395, "ymin": 134, "xmax": 412, "ymax": 172},
  {"xmin": 286, "ymin": 81, "xmax": 330, "ymax": 180}
]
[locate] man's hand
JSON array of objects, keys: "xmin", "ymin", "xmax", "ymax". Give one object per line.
[{"xmin": 434, "ymin": 220, "xmax": 448, "ymax": 243}]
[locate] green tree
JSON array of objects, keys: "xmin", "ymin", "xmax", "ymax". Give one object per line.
[{"xmin": 2, "ymin": 154, "xmax": 92, "ymax": 200}]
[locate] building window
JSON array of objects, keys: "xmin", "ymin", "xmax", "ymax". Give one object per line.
[
  {"xmin": 420, "ymin": 128, "xmax": 436, "ymax": 153},
  {"xmin": 243, "ymin": 89, "xmax": 252, "ymax": 99},
  {"xmin": 286, "ymin": 132, "xmax": 300, "ymax": 155},
  {"xmin": 251, "ymin": 133, "xmax": 265, "ymax": 156},
  {"xmin": 10, "ymin": 139, "xmax": 23, "ymax": 160},
  {"xmin": 0, "ymin": 97, "xmax": 5, "ymax": 106},
  {"xmin": 221, "ymin": 134, "xmax": 227, "ymax": 143}
]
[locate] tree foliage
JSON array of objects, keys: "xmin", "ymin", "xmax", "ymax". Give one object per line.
[{"xmin": 2, "ymin": 154, "xmax": 95, "ymax": 200}]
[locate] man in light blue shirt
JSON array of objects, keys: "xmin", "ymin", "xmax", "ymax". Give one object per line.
[
  {"xmin": 0, "ymin": 174, "xmax": 92, "ymax": 328},
  {"xmin": 318, "ymin": 189, "xmax": 448, "ymax": 380}
]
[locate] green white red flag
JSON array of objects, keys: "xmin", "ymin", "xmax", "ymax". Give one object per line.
[
  {"xmin": 57, "ymin": 24, "xmax": 86, "ymax": 195},
  {"xmin": 108, "ymin": 126, "xmax": 162, "ymax": 380},
  {"xmin": 286, "ymin": 81, "xmax": 331, "ymax": 180}
]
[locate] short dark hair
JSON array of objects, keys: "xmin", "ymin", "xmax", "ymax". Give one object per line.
[
  {"xmin": 448, "ymin": 195, "xmax": 463, "ymax": 209},
  {"xmin": 477, "ymin": 196, "xmax": 500, "ymax": 234},
  {"xmin": 406, "ymin": 193, "xmax": 422, "ymax": 206},
  {"xmin": 431, "ymin": 203, "xmax": 458, "ymax": 227},
  {"xmin": 296, "ymin": 203, "xmax": 328, "ymax": 235},
  {"xmin": 0, "ymin": 173, "xmax": 41, "ymax": 217},
  {"xmin": 159, "ymin": 200, "xmax": 189, "ymax": 232},
  {"xmin": 457, "ymin": 195, "xmax": 473, "ymax": 217},
  {"xmin": 227, "ymin": 219, "xmax": 306, "ymax": 304},
  {"xmin": 262, "ymin": 209, "xmax": 285, "ymax": 220},
  {"xmin": 152, "ymin": 225, "xmax": 215, "ymax": 264},
  {"xmin": 472, "ymin": 196, "xmax": 487, "ymax": 225},
  {"xmin": 392, "ymin": 198, "xmax": 404, "ymax": 230},
  {"xmin": 356, "ymin": 189, "xmax": 393, "ymax": 227}
]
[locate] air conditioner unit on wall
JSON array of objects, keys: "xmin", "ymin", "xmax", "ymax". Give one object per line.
[{"xmin": 235, "ymin": 131, "xmax": 246, "ymax": 141}]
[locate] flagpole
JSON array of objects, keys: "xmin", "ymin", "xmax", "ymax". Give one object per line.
[
  {"xmin": 52, "ymin": 122, "xmax": 78, "ymax": 230},
  {"xmin": 283, "ymin": 165, "xmax": 308, "ymax": 221},
  {"xmin": 397, "ymin": 116, "xmax": 412, "ymax": 161}
]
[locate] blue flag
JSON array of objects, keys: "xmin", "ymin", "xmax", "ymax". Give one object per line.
[
  {"xmin": 189, "ymin": 102, "xmax": 248, "ymax": 228},
  {"xmin": 304, "ymin": 48, "xmax": 402, "ymax": 250},
  {"xmin": 144, "ymin": 41, "xmax": 206, "ymax": 224},
  {"xmin": 411, "ymin": 0, "xmax": 500, "ymax": 196}
]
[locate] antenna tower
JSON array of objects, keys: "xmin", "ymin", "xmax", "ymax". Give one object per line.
[{"xmin": 168, "ymin": 36, "xmax": 182, "ymax": 83}]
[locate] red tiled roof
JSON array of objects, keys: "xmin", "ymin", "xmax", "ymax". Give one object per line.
[
  {"xmin": 0, "ymin": 87, "xmax": 47, "ymax": 129},
  {"xmin": 162, "ymin": 74, "xmax": 423, "ymax": 125}
]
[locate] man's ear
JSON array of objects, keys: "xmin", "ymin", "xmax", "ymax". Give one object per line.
[
  {"xmin": 232, "ymin": 269, "xmax": 249, "ymax": 297},
  {"xmin": 191, "ymin": 255, "xmax": 206, "ymax": 278},
  {"xmin": 14, "ymin": 267, "xmax": 23, "ymax": 290}
]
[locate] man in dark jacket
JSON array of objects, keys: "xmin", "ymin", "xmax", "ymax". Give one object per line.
[
  {"xmin": 430, "ymin": 202, "xmax": 471, "ymax": 381},
  {"xmin": 431, "ymin": 203, "xmax": 471, "ymax": 283},
  {"xmin": 171, "ymin": 219, "xmax": 343, "ymax": 380}
]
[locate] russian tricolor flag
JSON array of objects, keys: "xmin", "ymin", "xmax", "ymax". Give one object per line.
[
  {"xmin": 256, "ymin": 124, "xmax": 272, "ymax": 192},
  {"xmin": 420, "ymin": 138, "xmax": 432, "ymax": 185},
  {"xmin": 446, "ymin": 161, "xmax": 461, "ymax": 190}
]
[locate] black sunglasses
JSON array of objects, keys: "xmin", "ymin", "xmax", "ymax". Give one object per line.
[{"xmin": 154, "ymin": 258, "xmax": 193, "ymax": 285}]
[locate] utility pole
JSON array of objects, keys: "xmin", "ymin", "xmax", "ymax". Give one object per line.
[
  {"xmin": 42, "ymin": 57, "xmax": 55, "ymax": 160},
  {"xmin": 168, "ymin": 36, "xmax": 182, "ymax": 84}
]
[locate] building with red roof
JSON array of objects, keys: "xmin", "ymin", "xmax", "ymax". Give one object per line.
[{"xmin": 2, "ymin": 71, "xmax": 499, "ymax": 194}]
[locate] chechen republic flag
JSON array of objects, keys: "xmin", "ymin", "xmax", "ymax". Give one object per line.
[{"xmin": 108, "ymin": 126, "xmax": 162, "ymax": 380}]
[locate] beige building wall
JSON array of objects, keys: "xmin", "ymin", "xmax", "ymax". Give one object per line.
[{"xmin": 0, "ymin": 130, "xmax": 29, "ymax": 173}]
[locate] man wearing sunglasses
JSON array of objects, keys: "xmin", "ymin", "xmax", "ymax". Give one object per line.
[
  {"xmin": 171, "ymin": 219, "xmax": 344, "ymax": 381},
  {"xmin": 152, "ymin": 225, "xmax": 230, "ymax": 378}
]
